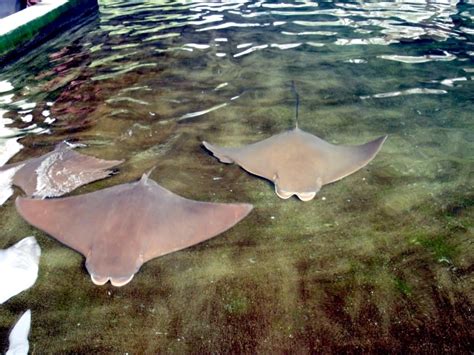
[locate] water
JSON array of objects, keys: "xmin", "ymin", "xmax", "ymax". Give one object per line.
[
  {"xmin": 0, "ymin": 0, "xmax": 23, "ymax": 19},
  {"xmin": 0, "ymin": 0, "xmax": 473, "ymax": 352}
]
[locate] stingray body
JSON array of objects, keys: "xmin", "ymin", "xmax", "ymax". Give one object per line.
[
  {"xmin": 0, "ymin": 142, "xmax": 123, "ymax": 204},
  {"xmin": 16, "ymin": 174, "xmax": 253, "ymax": 287},
  {"xmin": 203, "ymin": 127, "xmax": 387, "ymax": 201}
]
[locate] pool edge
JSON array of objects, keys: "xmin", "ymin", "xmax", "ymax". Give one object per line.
[{"xmin": 0, "ymin": 0, "xmax": 98, "ymax": 64}]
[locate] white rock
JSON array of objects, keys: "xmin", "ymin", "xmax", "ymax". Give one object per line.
[
  {"xmin": 0, "ymin": 164, "xmax": 24, "ymax": 206},
  {"xmin": 0, "ymin": 237, "xmax": 41, "ymax": 304},
  {"xmin": 7, "ymin": 310, "xmax": 31, "ymax": 355}
]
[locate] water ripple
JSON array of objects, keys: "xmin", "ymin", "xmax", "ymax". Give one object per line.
[
  {"xmin": 360, "ymin": 88, "xmax": 448, "ymax": 99},
  {"xmin": 378, "ymin": 51, "xmax": 456, "ymax": 63},
  {"xmin": 0, "ymin": 0, "xmax": 472, "ymax": 137},
  {"xmin": 86, "ymin": 0, "xmax": 472, "ymax": 90},
  {"xmin": 178, "ymin": 102, "xmax": 228, "ymax": 121}
]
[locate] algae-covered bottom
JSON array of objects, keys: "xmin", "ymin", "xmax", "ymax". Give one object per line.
[{"xmin": 0, "ymin": 0, "xmax": 473, "ymax": 353}]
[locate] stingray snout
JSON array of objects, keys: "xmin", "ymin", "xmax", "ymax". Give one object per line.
[
  {"xmin": 274, "ymin": 175, "xmax": 321, "ymax": 202},
  {"xmin": 275, "ymin": 185, "xmax": 317, "ymax": 202},
  {"xmin": 90, "ymin": 274, "xmax": 135, "ymax": 287},
  {"xmin": 87, "ymin": 258, "xmax": 139, "ymax": 287}
]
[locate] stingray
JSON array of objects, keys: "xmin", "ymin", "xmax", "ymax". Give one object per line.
[
  {"xmin": 0, "ymin": 237, "xmax": 41, "ymax": 304},
  {"xmin": 0, "ymin": 142, "xmax": 123, "ymax": 204},
  {"xmin": 6, "ymin": 310, "xmax": 31, "ymax": 355},
  {"xmin": 15, "ymin": 173, "xmax": 253, "ymax": 287},
  {"xmin": 203, "ymin": 127, "xmax": 387, "ymax": 201}
]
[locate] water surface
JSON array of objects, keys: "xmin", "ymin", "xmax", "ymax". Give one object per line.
[{"xmin": 0, "ymin": 0, "xmax": 473, "ymax": 353}]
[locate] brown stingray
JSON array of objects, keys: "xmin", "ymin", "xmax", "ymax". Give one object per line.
[
  {"xmin": 203, "ymin": 127, "xmax": 387, "ymax": 201},
  {"xmin": 15, "ymin": 174, "xmax": 253, "ymax": 287},
  {"xmin": 0, "ymin": 142, "xmax": 123, "ymax": 200}
]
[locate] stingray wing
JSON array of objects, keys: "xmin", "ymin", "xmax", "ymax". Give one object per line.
[
  {"xmin": 318, "ymin": 135, "xmax": 387, "ymax": 184},
  {"xmin": 138, "ymin": 180, "xmax": 253, "ymax": 262},
  {"xmin": 203, "ymin": 133, "xmax": 290, "ymax": 181},
  {"xmin": 202, "ymin": 141, "xmax": 239, "ymax": 164},
  {"xmin": 16, "ymin": 178, "xmax": 253, "ymax": 265},
  {"xmin": 13, "ymin": 146, "xmax": 123, "ymax": 198},
  {"xmin": 15, "ymin": 193, "xmax": 103, "ymax": 256}
]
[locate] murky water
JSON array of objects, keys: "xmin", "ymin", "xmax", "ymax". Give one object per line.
[{"xmin": 0, "ymin": 0, "xmax": 473, "ymax": 352}]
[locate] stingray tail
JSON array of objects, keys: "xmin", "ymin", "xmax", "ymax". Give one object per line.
[{"xmin": 291, "ymin": 81, "xmax": 299, "ymax": 129}]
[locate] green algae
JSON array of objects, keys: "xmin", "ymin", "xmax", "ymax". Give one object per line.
[
  {"xmin": 393, "ymin": 278, "xmax": 413, "ymax": 296},
  {"xmin": 410, "ymin": 234, "xmax": 458, "ymax": 263}
]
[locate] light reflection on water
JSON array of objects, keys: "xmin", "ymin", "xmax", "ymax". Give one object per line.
[
  {"xmin": 0, "ymin": 80, "xmax": 50, "ymax": 167},
  {"xmin": 0, "ymin": 0, "xmax": 473, "ymax": 353}
]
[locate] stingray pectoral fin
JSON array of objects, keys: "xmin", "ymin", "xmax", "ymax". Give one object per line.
[
  {"xmin": 324, "ymin": 135, "xmax": 387, "ymax": 184},
  {"xmin": 57, "ymin": 149, "xmax": 124, "ymax": 182},
  {"xmin": 12, "ymin": 146, "xmax": 124, "ymax": 198},
  {"xmin": 143, "ymin": 200, "xmax": 253, "ymax": 262},
  {"xmin": 15, "ymin": 196, "xmax": 94, "ymax": 256},
  {"xmin": 202, "ymin": 141, "xmax": 236, "ymax": 164}
]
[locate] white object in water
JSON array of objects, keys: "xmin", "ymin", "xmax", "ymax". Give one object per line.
[
  {"xmin": 0, "ymin": 165, "xmax": 24, "ymax": 206},
  {"xmin": 0, "ymin": 237, "xmax": 41, "ymax": 304},
  {"xmin": 6, "ymin": 310, "xmax": 31, "ymax": 355}
]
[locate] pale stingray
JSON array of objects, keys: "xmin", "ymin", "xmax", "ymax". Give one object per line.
[
  {"xmin": 0, "ymin": 237, "xmax": 41, "ymax": 304},
  {"xmin": 203, "ymin": 127, "xmax": 387, "ymax": 201},
  {"xmin": 0, "ymin": 142, "xmax": 123, "ymax": 204},
  {"xmin": 15, "ymin": 174, "xmax": 253, "ymax": 287},
  {"xmin": 6, "ymin": 310, "xmax": 31, "ymax": 355}
]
